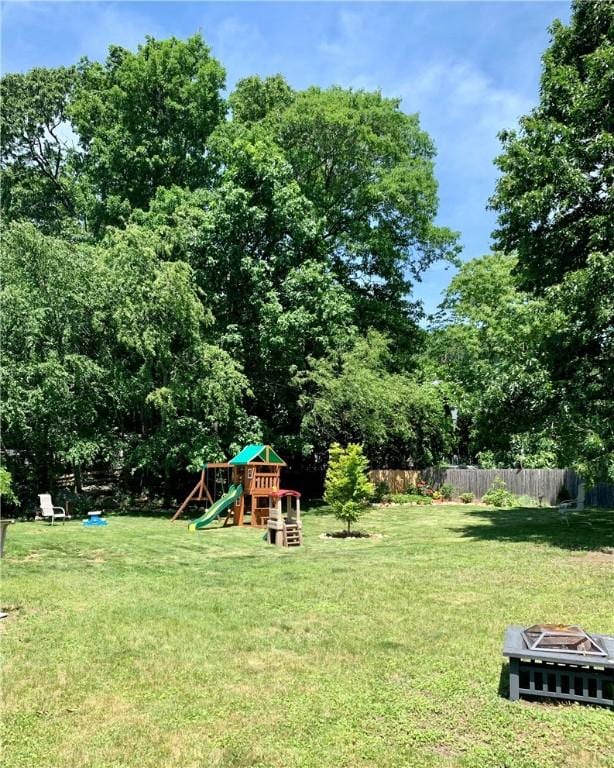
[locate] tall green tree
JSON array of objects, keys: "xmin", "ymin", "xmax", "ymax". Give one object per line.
[
  {"xmin": 0, "ymin": 67, "xmax": 79, "ymax": 230},
  {"xmin": 303, "ymin": 331, "xmax": 452, "ymax": 467},
  {"xmin": 70, "ymin": 34, "xmax": 226, "ymax": 230},
  {"xmin": 275, "ymin": 87, "xmax": 460, "ymax": 352},
  {"xmin": 491, "ymin": 2, "xmax": 612, "ymax": 290},
  {"xmin": 1, "ymin": 33, "xmax": 460, "ymax": 500},
  {"xmin": 426, "ymin": 253, "xmax": 561, "ymax": 466},
  {"xmin": 98, "ymin": 223, "xmax": 256, "ymax": 498},
  {"xmin": 546, "ymin": 252, "xmax": 614, "ymax": 482},
  {"xmin": 490, "ymin": 1, "xmax": 613, "ymax": 481},
  {"xmin": 128, "ymin": 131, "xmax": 334, "ymax": 456},
  {"xmin": 1, "ymin": 222, "xmax": 112, "ymax": 493},
  {"xmin": 0, "ymin": 221, "xmax": 255, "ymax": 501}
]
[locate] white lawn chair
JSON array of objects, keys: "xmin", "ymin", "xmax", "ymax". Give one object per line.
[
  {"xmin": 559, "ymin": 483, "xmax": 585, "ymax": 523},
  {"xmin": 38, "ymin": 494, "xmax": 68, "ymax": 524}
]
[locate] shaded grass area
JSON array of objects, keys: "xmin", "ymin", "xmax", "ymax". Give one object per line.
[
  {"xmin": 456, "ymin": 506, "xmax": 614, "ymax": 551},
  {"xmin": 1, "ymin": 505, "xmax": 613, "ymax": 768}
]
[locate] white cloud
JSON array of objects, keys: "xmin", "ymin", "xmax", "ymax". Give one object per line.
[
  {"xmin": 395, "ymin": 61, "xmax": 536, "ymax": 314},
  {"xmin": 208, "ymin": 15, "xmax": 282, "ymax": 89},
  {"xmin": 74, "ymin": 5, "xmax": 165, "ymax": 63},
  {"xmin": 319, "ymin": 10, "xmax": 365, "ymax": 59},
  {"xmin": 318, "ymin": 9, "xmax": 379, "ymax": 89},
  {"xmin": 397, "ymin": 60, "xmax": 532, "ymax": 173}
]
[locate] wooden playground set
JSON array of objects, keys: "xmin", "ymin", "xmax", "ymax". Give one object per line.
[{"xmin": 171, "ymin": 444, "xmax": 302, "ymax": 547}]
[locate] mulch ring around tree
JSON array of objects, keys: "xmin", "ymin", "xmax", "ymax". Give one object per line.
[{"xmin": 320, "ymin": 531, "xmax": 383, "ymax": 540}]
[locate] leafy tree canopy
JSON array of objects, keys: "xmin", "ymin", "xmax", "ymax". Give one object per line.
[
  {"xmin": 490, "ymin": 1, "xmax": 613, "ymax": 482},
  {"xmin": 70, "ymin": 34, "xmax": 226, "ymax": 230},
  {"xmin": 1, "ymin": 32, "xmax": 458, "ymax": 499},
  {"xmin": 9, "ymin": 13, "xmax": 609, "ymax": 499},
  {"xmin": 0, "ymin": 66, "xmax": 79, "ymax": 229},
  {"xmin": 491, "ymin": 1, "xmax": 613, "ymax": 290},
  {"xmin": 303, "ymin": 331, "xmax": 452, "ymax": 468},
  {"xmin": 229, "ymin": 74, "xmax": 295, "ymax": 124}
]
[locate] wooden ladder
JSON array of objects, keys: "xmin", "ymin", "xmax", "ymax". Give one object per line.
[{"xmin": 284, "ymin": 523, "xmax": 302, "ymax": 547}]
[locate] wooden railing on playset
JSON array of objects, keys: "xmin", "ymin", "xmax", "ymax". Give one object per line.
[{"xmin": 250, "ymin": 473, "xmax": 279, "ymax": 492}]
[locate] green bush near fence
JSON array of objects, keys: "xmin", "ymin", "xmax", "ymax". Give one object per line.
[
  {"xmin": 389, "ymin": 493, "xmax": 433, "ymax": 505},
  {"xmin": 480, "ymin": 478, "xmax": 543, "ymax": 508},
  {"xmin": 372, "ymin": 481, "xmax": 391, "ymax": 502},
  {"xmin": 514, "ymin": 494, "xmax": 541, "ymax": 508},
  {"xmin": 482, "ymin": 478, "xmax": 516, "ymax": 507}
]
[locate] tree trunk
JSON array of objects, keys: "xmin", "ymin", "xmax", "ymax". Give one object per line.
[
  {"xmin": 163, "ymin": 465, "xmax": 172, "ymax": 509},
  {"xmin": 34, "ymin": 451, "xmax": 52, "ymax": 495},
  {"xmin": 74, "ymin": 462, "xmax": 83, "ymax": 494}
]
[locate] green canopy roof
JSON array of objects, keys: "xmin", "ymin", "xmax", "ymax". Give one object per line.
[{"xmin": 229, "ymin": 444, "xmax": 286, "ymax": 466}]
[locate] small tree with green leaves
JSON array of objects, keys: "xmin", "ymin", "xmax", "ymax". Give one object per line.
[
  {"xmin": 324, "ymin": 443, "xmax": 375, "ymax": 533},
  {"xmin": 0, "ymin": 467, "xmax": 18, "ymax": 506}
]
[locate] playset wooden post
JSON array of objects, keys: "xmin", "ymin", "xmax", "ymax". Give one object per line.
[{"xmin": 170, "ymin": 467, "xmax": 214, "ymax": 522}]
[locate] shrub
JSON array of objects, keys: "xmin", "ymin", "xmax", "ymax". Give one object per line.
[
  {"xmin": 439, "ymin": 482, "xmax": 455, "ymax": 500},
  {"xmin": 372, "ymin": 481, "xmax": 390, "ymax": 502},
  {"xmin": 0, "ymin": 467, "xmax": 18, "ymax": 506},
  {"xmin": 390, "ymin": 493, "xmax": 432, "ymax": 505},
  {"xmin": 482, "ymin": 478, "xmax": 515, "ymax": 507},
  {"xmin": 514, "ymin": 494, "xmax": 540, "ymax": 508},
  {"xmin": 324, "ymin": 443, "xmax": 375, "ymax": 533},
  {"xmin": 406, "ymin": 480, "xmax": 434, "ymax": 497},
  {"xmin": 477, "ymin": 450, "xmax": 498, "ymax": 469},
  {"xmin": 418, "ymin": 480, "xmax": 434, "ymax": 497},
  {"xmin": 460, "ymin": 492, "xmax": 474, "ymax": 503},
  {"xmin": 432, "ymin": 490, "xmax": 443, "ymax": 501}
]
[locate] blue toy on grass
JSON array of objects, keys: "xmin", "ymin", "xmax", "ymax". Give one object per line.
[{"xmin": 83, "ymin": 511, "xmax": 108, "ymax": 527}]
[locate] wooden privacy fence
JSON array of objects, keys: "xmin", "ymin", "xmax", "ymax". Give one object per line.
[
  {"xmin": 585, "ymin": 482, "xmax": 614, "ymax": 509},
  {"xmin": 422, "ymin": 468, "xmax": 577, "ymax": 506},
  {"xmin": 370, "ymin": 467, "xmax": 614, "ymax": 508},
  {"xmin": 368, "ymin": 469, "xmax": 420, "ymax": 494},
  {"xmin": 56, "ymin": 469, "xmax": 118, "ymax": 491}
]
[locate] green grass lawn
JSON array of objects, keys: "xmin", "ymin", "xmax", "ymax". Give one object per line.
[{"xmin": 2, "ymin": 504, "xmax": 613, "ymax": 768}]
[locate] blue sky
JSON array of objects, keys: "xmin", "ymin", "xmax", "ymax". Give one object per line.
[{"xmin": 2, "ymin": 1, "xmax": 570, "ymax": 315}]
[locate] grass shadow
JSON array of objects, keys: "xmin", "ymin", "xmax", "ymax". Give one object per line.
[
  {"xmin": 302, "ymin": 499, "xmax": 331, "ymax": 516},
  {"xmin": 114, "ymin": 498, "xmax": 332, "ymax": 520},
  {"xmin": 454, "ymin": 506, "xmax": 614, "ymax": 552},
  {"xmin": 110, "ymin": 508, "xmax": 177, "ymax": 519}
]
